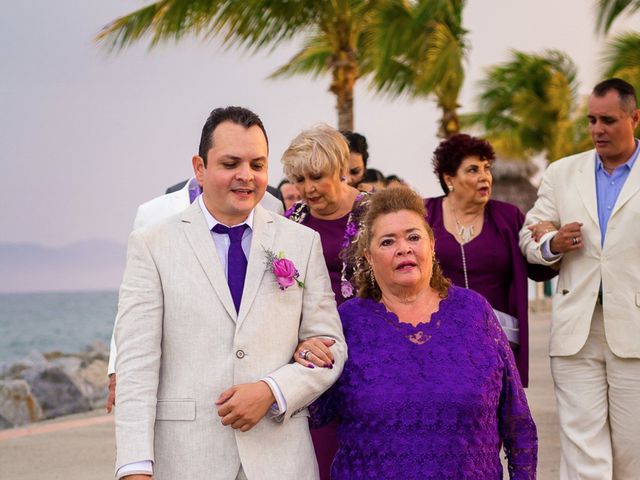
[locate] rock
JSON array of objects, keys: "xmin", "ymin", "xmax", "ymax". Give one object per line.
[
  {"xmin": 0, "ymin": 413, "xmax": 11, "ymax": 429},
  {"xmin": 22, "ymin": 366, "xmax": 90, "ymax": 419},
  {"xmin": 0, "ymin": 379, "xmax": 44, "ymax": 427},
  {"xmin": 49, "ymin": 356, "xmax": 82, "ymax": 377},
  {"xmin": 25, "ymin": 350, "xmax": 49, "ymax": 368},
  {"xmin": 75, "ymin": 359, "xmax": 109, "ymax": 408},
  {"xmin": 85, "ymin": 340, "xmax": 110, "ymax": 361}
]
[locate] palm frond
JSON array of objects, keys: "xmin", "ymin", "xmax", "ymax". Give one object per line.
[
  {"xmin": 268, "ymin": 32, "xmax": 333, "ymax": 79},
  {"xmin": 465, "ymin": 49, "xmax": 581, "ymax": 161},
  {"xmin": 595, "ymin": 0, "xmax": 640, "ymax": 33},
  {"xmin": 602, "ymin": 31, "xmax": 640, "ymax": 94},
  {"xmin": 96, "ymin": 0, "xmax": 323, "ymax": 53}
]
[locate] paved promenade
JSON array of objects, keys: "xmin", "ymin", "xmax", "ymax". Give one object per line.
[{"xmin": 0, "ymin": 311, "xmax": 560, "ymax": 479}]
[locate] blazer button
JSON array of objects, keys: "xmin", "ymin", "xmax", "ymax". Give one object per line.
[{"xmin": 235, "ymin": 350, "xmax": 245, "ymax": 359}]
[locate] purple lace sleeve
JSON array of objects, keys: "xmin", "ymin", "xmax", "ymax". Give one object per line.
[
  {"xmin": 486, "ymin": 304, "xmax": 538, "ymax": 479},
  {"xmin": 308, "ymin": 387, "xmax": 339, "ymax": 429}
]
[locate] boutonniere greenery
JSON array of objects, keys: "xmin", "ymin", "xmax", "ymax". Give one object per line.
[{"xmin": 264, "ymin": 248, "xmax": 305, "ymax": 290}]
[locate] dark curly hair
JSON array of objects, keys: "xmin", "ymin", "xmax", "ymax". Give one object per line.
[
  {"xmin": 350, "ymin": 187, "xmax": 451, "ymax": 301},
  {"xmin": 432, "ymin": 133, "xmax": 495, "ymax": 195},
  {"xmin": 341, "ymin": 131, "xmax": 369, "ymax": 167}
]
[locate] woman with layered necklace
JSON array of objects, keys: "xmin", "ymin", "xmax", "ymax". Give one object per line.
[{"xmin": 425, "ymin": 133, "xmax": 556, "ymax": 387}]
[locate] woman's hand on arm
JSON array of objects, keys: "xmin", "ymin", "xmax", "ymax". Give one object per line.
[
  {"xmin": 527, "ymin": 220, "xmax": 557, "ymax": 242},
  {"xmin": 293, "ymin": 337, "xmax": 336, "ymax": 369}
]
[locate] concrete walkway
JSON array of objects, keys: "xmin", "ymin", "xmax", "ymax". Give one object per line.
[{"xmin": 0, "ymin": 312, "xmax": 560, "ymax": 479}]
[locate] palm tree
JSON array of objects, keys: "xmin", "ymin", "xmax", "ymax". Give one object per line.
[
  {"xmin": 462, "ymin": 49, "xmax": 583, "ymax": 162},
  {"xmin": 368, "ymin": 0, "xmax": 468, "ymax": 138},
  {"xmin": 602, "ymin": 32, "xmax": 640, "ymax": 94},
  {"xmin": 595, "ymin": 0, "xmax": 640, "ymax": 33},
  {"xmin": 96, "ymin": 0, "xmax": 419, "ymax": 131}
]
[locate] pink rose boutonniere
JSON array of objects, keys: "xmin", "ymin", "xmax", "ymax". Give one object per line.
[{"xmin": 264, "ymin": 248, "xmax": 305, "ymax": 290}]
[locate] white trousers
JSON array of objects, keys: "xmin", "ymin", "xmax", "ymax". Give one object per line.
[{"xmin": 551, "ymin": 305, "xmax": 640, "ymax": 480}]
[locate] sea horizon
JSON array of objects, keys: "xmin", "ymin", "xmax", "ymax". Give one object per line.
[{"xmin": 0, "ymin": 290, "xmax": 118, "ymax": 365}]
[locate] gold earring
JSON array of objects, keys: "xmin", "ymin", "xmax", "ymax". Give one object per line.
[
  {"xmin": 447, "ymin": 184, "xmax": 454, "ymax": 192},
  {"xmin": 369, "ymin": 267, "xmax": 376, "ymax": 289}
]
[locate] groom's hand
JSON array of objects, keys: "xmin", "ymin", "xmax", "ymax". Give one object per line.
[{"xmin": 215, "ymin": 381, "xmax": 275, "ymax": 432}]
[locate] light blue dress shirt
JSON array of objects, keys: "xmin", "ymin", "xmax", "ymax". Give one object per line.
[{"xmin": 595, "ymin": 140, "xmax": 639, "ymax": 245}]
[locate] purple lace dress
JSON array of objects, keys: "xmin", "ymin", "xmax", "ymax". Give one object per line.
[
  {"xmin": 311, "ymin": 286, "xmax": 537, "ymax": 479},
  {"xmin": 286, "ymin": 194, "xmax": 369, "ymax": 479}
]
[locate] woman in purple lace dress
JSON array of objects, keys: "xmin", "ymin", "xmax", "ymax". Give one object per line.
[
  {"xmin": 298, "ymin": 187, "xmax": 537, "ymax": 479},
  {"xmin": 281, "ymin": 124, "xmax": 369, "ymax": 479}
]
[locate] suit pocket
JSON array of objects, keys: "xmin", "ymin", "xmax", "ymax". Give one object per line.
[{"xmin": 156, "ymin": 399, "xmax": 196, "ymax": 421}]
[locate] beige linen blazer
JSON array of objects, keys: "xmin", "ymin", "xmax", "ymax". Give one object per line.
[
  {"xmin": 107, "ymin": 184, "xmax": 284, "ymax": 374},
  {"xmin": 114, "ymin": 202, "xmax": 346, "ymax": 479},
  {"xmin": 519, "ymin": 149, "xmax": 640, "ymax": 358}
]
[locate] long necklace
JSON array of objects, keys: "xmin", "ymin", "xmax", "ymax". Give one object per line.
[
  {"xmin": 449, "ymin": 202, "xmax": 481, "ymax": 244},
  {"xmin": 459, "ymin": 243, "xmax": 470, "ymax": 289}
]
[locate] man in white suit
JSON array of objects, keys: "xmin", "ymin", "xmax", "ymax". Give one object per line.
[
  {"xmin": 114, "ymin": 106, "xmax": 346, "ymax": 479},
  {"xmin": 519, "ymin": 78, "xmax": 640, "ymax": 479},
  {"xmin": 105, "ymin": 178, "xmax": 284, "ymax": 411}
]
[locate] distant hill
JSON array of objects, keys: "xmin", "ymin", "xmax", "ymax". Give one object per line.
[{"xmin": 0, "ymin": 240, "xmax": 127, "ymax": 293}]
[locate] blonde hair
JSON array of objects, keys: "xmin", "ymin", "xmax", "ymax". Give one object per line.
[
  {"xmin": 281, "ymin": 124, "xmax": 349, "ymax": 180},
  {"xmin": 350, "ymin": 187, "xmax": 451, "ymax": 300}
]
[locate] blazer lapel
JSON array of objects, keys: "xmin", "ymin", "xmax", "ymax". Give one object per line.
[
  {"xmin": 610, "ymin": 157, "xmax": 640, "ymax": 218},
  {"xmin": 575, "ymin": 152, "xmax": 600, "ymax": 228},
  {"xmin": 236, "ymin": 205, "xmax": 275, "ymax": 329},
  {"xmin": 181, "ymin": 203, "xmax": 237, "ymax": 320}
]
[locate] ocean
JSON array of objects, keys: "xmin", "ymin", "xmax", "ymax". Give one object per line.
[{"xmin": 0, "ymin": 290, "xmax": 117, "ymax": 365}]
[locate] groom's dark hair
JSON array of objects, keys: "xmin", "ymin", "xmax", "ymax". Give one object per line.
[{"xmin": 198, "ymin": 106, "xmax": 269, "ymax": 166}]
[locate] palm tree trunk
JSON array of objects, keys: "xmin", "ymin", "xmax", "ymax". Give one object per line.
[
  {"xmin": 438, "ymin": 105, "xmax": 460, "ymax": 139},
  {"xmin": 329, "ymin": 49, "xmax": 358, "ymax": 131}
]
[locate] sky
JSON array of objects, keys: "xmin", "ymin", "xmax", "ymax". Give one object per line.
[{"xmin": 1, "ymin": 0, "xmax": 638, "ymax": 248}]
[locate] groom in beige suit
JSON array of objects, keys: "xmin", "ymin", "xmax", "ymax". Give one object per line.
[
  {"xmin": 114, "ymin": 106, "xmax": 346, "ymax": 479},
  {"xmin": 520, "ymin": 78, "xmax": 640, "ymax": 479}
]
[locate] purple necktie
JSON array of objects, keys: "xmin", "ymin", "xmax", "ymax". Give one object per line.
[{"xmin": 212, "ymin": 224, "xmax": 248, "ymax": 313}]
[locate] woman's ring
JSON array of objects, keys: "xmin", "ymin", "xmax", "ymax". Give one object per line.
[
  {"xmin": 299, "ymin": 349, "xmax": 312, "ymax": 360},
  {"xmin": 572, "ymin": 237, "xmax": 579, "ymax": 245}
]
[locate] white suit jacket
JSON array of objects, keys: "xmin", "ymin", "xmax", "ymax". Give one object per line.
[
  {"xmin": 107, "ymin": 182, "xmax": 284, "ymax": 373},
  {"xmin": 519, "ymin": 149, "xmax": 640, "ymax": 357},
  {"xmin": 114, "ymin": 202, "xmax": 346, "ymax": 479}
]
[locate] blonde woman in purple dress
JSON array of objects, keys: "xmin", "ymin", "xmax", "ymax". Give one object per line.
[{"xmin": 281, "ymin": 124, "xmax": 369, "ymax": 479}]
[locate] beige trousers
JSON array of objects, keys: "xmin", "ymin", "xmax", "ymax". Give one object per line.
[{"xmin": 551, "ymin": 305, "xmax": 640, "ymax": 480}]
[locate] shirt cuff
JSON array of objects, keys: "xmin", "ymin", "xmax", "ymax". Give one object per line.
[
  {"xmin": 541, "ymin": 235, "xmax": 562, "ymax": 261},
  {"xmin": 261, "ymin": 376, "xmax": 287, "ymax": 416},
  {"xmin": 107, "ymin": 332, "xmax": 116, "ymax": 375},
  {"xmin": 117, "ymin": 460, "xmax": 153, "ymax": 478}
]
